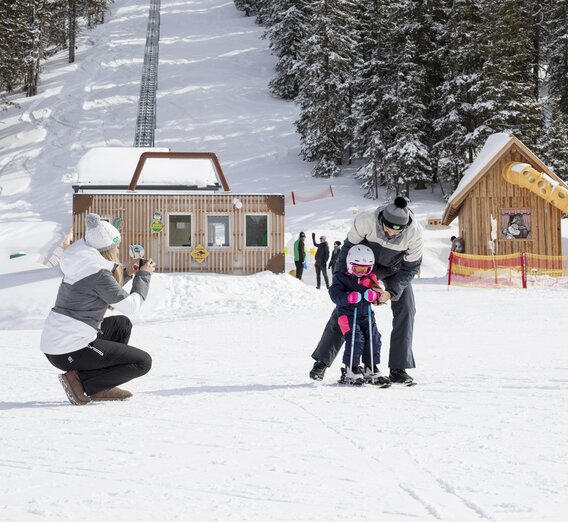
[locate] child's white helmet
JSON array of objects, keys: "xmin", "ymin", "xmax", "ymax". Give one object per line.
[{"xmin": 346, "ymin": 245, "xmax": 375, "ymax": 276}]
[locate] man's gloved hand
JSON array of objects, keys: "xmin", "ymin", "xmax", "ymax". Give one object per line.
[
  {"xmin": 364, "ymin": 289, "xmax": 380, "ymax": 303},
  {"xmin": 347, "ymin": 292, "xmax": 362, "ymax": 304}
]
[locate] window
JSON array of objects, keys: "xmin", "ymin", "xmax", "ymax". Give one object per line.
[
  {"xmin": 245, "ymin": 215, "xmax": 268, "ymax": 247},
  {"xmin": 169, "ymin": 214, "xmax": 192, "ymax": 247},
  {"xmin": 207, "ymin": 215, "xmax": 230, "ymax": 247},
  {"xmin": 500, "ymin": 209, "xmax": 532, "ymax": 240}
]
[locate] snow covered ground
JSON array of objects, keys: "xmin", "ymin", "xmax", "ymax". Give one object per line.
[{"xmin": 1, "ymin": 1, "xmax": 567, "ymax": 520}]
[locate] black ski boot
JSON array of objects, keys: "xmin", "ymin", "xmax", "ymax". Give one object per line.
[
  {"xmin": 309, "ymin": 361, "xmax": 328, "ymax": 381},
  {"xmin": 389, "ymin": 369, "xmax": 416, "ymax": 386},
  {"xmin": 338, "ymin": 365, "xmax": 365, "ymax": 386},
  {"xmin": 364, "ymin": 365, "xmax": 391, "ymax": 387}
]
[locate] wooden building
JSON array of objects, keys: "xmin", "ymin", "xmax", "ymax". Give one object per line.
[
  {"xmin": 72, "ymin": 148, "xmax": 285, "ymax": 273},
  {"xmin": 442, "ymin": 133, "xmax": 568, "ymax": 256}
]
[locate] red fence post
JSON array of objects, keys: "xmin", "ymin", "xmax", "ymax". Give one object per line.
[
  {"xmin": 291, "ymin": 191, "xmax": 295, "ymax": 205},
  {"xmin": 521, "ymin": 252, "xmax": 527, "ymax": 289},
  {"xmin": 447, "ymin": 251, "xmax": 454, "ymax": 287}
]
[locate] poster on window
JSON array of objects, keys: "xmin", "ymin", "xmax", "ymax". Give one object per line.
[{"xmin": 500, "ymin": 209, "xmax": 531, "ymax": 240}]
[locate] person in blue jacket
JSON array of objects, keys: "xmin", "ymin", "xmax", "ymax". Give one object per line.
[{"xmin": 328, "ymin": 245, "xmax": 390, "ymax": 386}]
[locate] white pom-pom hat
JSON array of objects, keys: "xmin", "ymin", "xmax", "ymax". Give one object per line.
[{"xmin": 85, "ymin": 213, "xmax": 121, "ymax": 252}]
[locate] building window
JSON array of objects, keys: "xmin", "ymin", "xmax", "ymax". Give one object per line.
[
  {"xmin": 207, "ymin": 215, "xmax": 230, "ymax": 247},
  {"xmin": 500, "ymin": 209, "xmax": 531, "ymax": 240},
  {"xmin": 245, "ymin": 215, "xmax": 268, "ymax": 247},
  {"xmin": 169, "ymin": 214, "xmax": 192, "ymax": 247}
]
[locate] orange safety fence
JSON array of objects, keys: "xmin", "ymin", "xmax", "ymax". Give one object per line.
[
  {"xmin": 448, "ymin": 252, "xmax": 568, "ymax": 289},
  {"xmin": 285, "ymin": 185, "xmax": 334, "ymax": 205}
]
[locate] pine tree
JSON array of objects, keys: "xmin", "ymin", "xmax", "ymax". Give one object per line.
[
  {"xmin": 542, "ymin": 1, "xmax": 568, "ymax": 112},
  {"xmin": 350, "ymin": 0, "xmax": 391, "ymax": 198},
  {"xmin": 295, "ymin": 0, "xmax": 357, "ymax": 177},
  {"xmin": 539, "ymin": 101, "xmax": 568, "ymax": 180},
  {"xmin": 475, "ymin": 0, "xmax": 541, "ymax": 149},
  {"xmin": 432, "ymin": 0, "xmax": 484, "ymax": 189},
  {"xmin": 382, "ymin": 0, "xmax": 433, "ymax": 196},
  {"xmin": 263, "ymin": 0, "xmax": 311, "ymax": 100}
]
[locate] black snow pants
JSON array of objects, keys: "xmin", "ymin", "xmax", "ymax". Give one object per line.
[
  {"xmin": 46, "ymin": 315, "xmax": 152, "ymax": 396},
  {"xmin": 295, "ymin": 260, "xmax": 304, "ymax": 280},
  {"xmin": 312, "ymin": 283, "xmax": 416, "ymax": 370},
  {"xmin": 315, "ymin": 262, "xmax": 329, "ymax": 289}
]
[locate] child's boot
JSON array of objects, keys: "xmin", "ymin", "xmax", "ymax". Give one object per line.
[
  {"xmin": 364, "ymin": 365, "xmax": 391, "ymax": 387},
  {"xmin": 339, "ymin": 365, "xmax": 365, "ymax": 386}
]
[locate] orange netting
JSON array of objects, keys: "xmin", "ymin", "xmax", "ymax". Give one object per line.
[
  {"xmin": 524, "ymin": 253, "xmax": 568, "ymax": 287},
  {"xmin": 285, "ymin": 185, "xmax": 334, "ymax": 205},
  {"xmin": 448, "ymin": 252, "xmax": 568, "ymax": 289}
]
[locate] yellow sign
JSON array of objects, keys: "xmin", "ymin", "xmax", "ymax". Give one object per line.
[{"xmin": 191, "ymin": 244, "xmax": 209, "ymax": 263}]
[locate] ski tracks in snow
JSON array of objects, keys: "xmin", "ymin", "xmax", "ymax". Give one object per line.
[{"xmin": 281, "ymin": 391, "xmax": 492, "ymax": 521}]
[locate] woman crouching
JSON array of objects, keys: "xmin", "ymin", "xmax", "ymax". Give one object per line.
[{"xmin": 40, "ymin": 213, "xmax": 155, "ymax": 405}]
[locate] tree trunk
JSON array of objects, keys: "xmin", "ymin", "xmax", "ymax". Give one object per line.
[{"xmin": 68, "ymin": 0, "xmax": 77, "ymax": 63}]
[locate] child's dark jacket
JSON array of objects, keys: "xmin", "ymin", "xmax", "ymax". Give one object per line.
[{"xmin": 328, "ymin": 272, "xmax": 379, "ymax": 317}]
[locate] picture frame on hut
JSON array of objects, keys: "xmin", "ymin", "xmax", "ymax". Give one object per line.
[{"xmin": 500, "ymin": 209, "xmax": 532, "ymax": 240}]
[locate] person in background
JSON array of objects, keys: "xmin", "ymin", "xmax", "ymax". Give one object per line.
[
  {"xmin": 309, "ymin": 197, "xmax": 423, "ymax": 386},
  {"xmin": 294, "ymin": 232, "xmax": 306, "ymax": 280},
  {"xmin": 312, "ymin": 232, "xmax": 330, "ymax": 289},
  {"xmin": 40, "ymin": 213, "xmax": 155, "ymax": 405},
  {"xmin": 328, "ymin": 240, "xmax": 342, "ymax": 273}
]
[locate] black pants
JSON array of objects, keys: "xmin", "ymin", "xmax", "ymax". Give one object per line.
[
  {"xmin": 295, "ymin": 260, "xmax": 304, "ymax": 280},
  {"xmin": 46, "ymin": 316, "xmax": 152, "ymax": 396},
  {"xmin": 311, "ymin": 283, "xmax": 416, "ymax": 370},
  {"xmin": 315, "ymin": 262, "xmax": 329, "ymax": 288}
]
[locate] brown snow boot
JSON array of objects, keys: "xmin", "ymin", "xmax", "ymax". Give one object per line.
[
  {"xmin": 89, "ymin": 387, "xmax": 132, "ymax": 401},
  {"xmin": 58, "ymin": 370, "xmax": 91, "ymax": 405}
]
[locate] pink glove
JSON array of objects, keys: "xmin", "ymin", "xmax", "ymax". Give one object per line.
[
  {"xmin": 347, "ymin": 292, "xmax": 362, "ymax": 304},
  {"xmin": 364, "ymin": 289, "xmax": 380, "ymax": 303},
  {"xmin": 360, "ymin": 274, "xmax": 379, "ymax": 288}
]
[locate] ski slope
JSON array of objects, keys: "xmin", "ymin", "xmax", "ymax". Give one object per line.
[{"xmin": 0, "ymin": 1, "xmax": 567, "ymax": 520}]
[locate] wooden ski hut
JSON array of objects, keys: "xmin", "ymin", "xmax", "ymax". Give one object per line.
[
  {"xmin": 442, "ymin": 133, "xmax": 568, "ymax": 256},
  {"xmin": 72, "ymin": 148, "xmax": 285, "ymax": 273}
]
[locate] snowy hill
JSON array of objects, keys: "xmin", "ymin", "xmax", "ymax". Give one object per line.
[{"xmin": 0, "ymin": 1, "xmax": 567, "ymax": 521}]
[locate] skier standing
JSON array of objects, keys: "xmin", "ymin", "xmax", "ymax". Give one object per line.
[
  {"xmin": 329, "ymin": 245, "xmax": 390, "ymax": 386},
  {"xmin": 309, "ymin": 197, "xmax": 423, "ymax": 385}
]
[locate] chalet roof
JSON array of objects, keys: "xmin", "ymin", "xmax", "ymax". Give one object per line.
[
  {"xmin": 75, "ymin": 148, "xmax": 230, "ymax": 192},
  {"xmin": 442, "ymin": 133, "xmax": 562, "ymax": 225}
]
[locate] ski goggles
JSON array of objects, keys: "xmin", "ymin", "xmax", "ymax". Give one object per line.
[
  {"xmin": 382, "ymin": 216, "xmax": 407, "ymax": 232},
  {"xmin": 351, "ymin": 264, "xmax": 373, "ymax": 276}
]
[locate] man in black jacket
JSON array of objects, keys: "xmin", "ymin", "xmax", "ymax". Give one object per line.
[{"xmin": 312, "ymin": 233, "xmax": 330, "ymax": 289}]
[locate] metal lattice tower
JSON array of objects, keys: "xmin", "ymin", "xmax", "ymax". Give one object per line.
[{"xmin": 134, "ymin": 0, "xmax": 161, "ymax": 147}]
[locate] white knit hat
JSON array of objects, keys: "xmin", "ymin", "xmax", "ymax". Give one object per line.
[{"xmin": 85, "ymin": 213, "xmax": 121, "ymax": 252}]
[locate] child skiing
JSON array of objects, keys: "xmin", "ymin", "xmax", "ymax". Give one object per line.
[{"xmin": 328, "ymin": 245, "xmax": 390, "ymax": 387}]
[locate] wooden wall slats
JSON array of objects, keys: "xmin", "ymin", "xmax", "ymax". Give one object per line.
[
  {"xmin": 459, "ymin": 149, "xmax": 563, "ymax": 256},
  {"xmin": 73, "ymin": 193, "xmax": 285, "ymax": 273}
]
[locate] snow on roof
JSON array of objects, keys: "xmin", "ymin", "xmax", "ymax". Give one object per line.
[
  {"xmin": 76, "ymin": 147, "xmax": 219, "ymax": 187},
  {"xmin": 447, "ymin": 133, "xmax": 513, "ymax": 205}
]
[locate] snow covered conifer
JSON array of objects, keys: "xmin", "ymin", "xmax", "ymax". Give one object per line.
[
  {"xmin": 295, "ymin": 0, "xmax": 357, "ymax": 177},
  {"xmin": 263, "ymin": 0, "xmax": 311, "ymax": 100}
]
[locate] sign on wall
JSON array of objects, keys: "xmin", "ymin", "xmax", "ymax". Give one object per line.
[
  {"xmin": 151, "ymin": 211, "xmax": 164, "ymax": 233},
  {"xmin": 501, "ymin": 209, "xmax": 531, "ymax": 240}
]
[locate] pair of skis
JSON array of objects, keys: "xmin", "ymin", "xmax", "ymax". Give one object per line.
[{"xmin": 339, "ymin": 303, "xmax": 391, "ymax": 387}]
